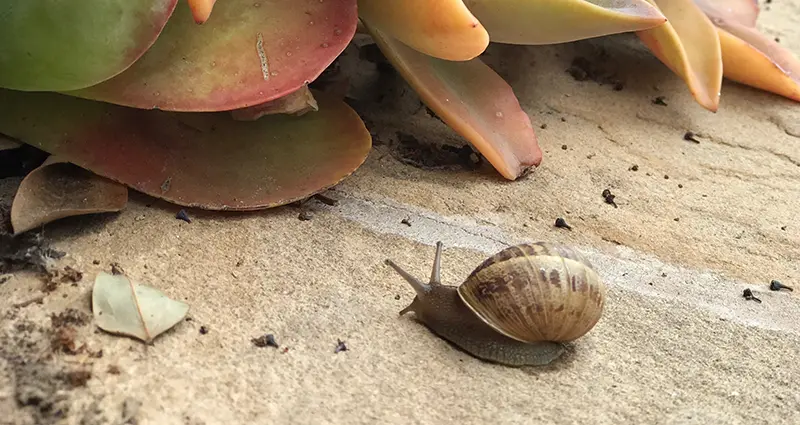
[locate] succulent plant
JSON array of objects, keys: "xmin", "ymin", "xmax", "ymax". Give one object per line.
[{"xmin": 0, "ymin": 0, "xmax": 797, "ymax": 232}]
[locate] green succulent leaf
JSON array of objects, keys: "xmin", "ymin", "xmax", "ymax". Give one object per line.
[
  {"xmin": 0, "ymin": 0, "xmax": 177, "ymax": 92},
  {"xmin": 64, "ymin": 0, "xmax": 358, "ymax": 112},
  {"xmin": 637, "ymin": 0, "xmax": 723, "ymax": 111},
  {"xmin": 0, "ymin": 89, "xmax": 372, "ymax": 211},
  {"xmin": 364, "ymin": 23, "xmax": 542, "ymax": 181},
  {"xmin": 462, "ymin": 0, "xmax": 667, "ymax": 45}
]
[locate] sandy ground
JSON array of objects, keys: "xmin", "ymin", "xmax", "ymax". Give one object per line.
[{"xmin": 2, "ymin": 3, "xmax": 800, "ymax": 425}]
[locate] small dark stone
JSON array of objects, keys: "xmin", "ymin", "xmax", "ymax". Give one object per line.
[
  {"xmin": 394, "ymin": 294, "xmax": 401, "ymax": 300},
  {"xmin": 602, "ymin": 189, "xmax": 618, "ymax": 208},
  {"xmin": 678, "ymin": 184, "xmax": 683, "ymax": 188},
  {"xmin": 674, "ymin": 218, "xmax": 680, "ymax": 222},
  {"xmin": 554, "ymin": 217, "xmax": 572, "ymax": 230},
  {"xmin": 298, "ymin": 210, "xmax": 314, "ymax": 221},
  {"xmin": 199, "ymin": 326, "xmax": 209, "ymax": 335},
  {"xmin": 92, "ymin": 260, "xmax": 100, "ymax": 265},
  {"xmin": 540, "ymin": 124, "xmax": 548, "ymax": 129},
  {"xmin": 683, "ymin": 132, "xmax": 701, "ymax": 143},
  {"xmin": 769, "ymin": 280, "xmax": 793, "ymax": 292},
  {"xmin": 561, "ymin": 117, "xmax": 567, "ymax": 122},
  {"xmin": 252, "ymin": 334, "xmax": 280, "ymax": 348},
  {"xmin": 664, "ymin": 175, "xmax": 670, "ymax": 180},
  {"xmin": 742, "ymin": 288, "xmax": 762, "ymax": 303},
  {"xmin": 401, "ymin": 218, "xmax": 411, "ymax": 227},
  {"xmin": 175, "ymin": 209, "xmax": 191, "ymax": 223},
  {"xmin": 110, "ymin": 262, "xmax": 124, "ymax": 275},
  {"xmin": 652, "ymin": 96, "xmax": 668, "ymax": 106},
  {"xmin": 629, "ymin": 165, "xmax": 639, "ymax": 171},
  {"xmin": 780, "ymin": 225, "xmax": 787, "ymax": 231},
  {"xmin": 334, "ymin": 339, "xmax": 348, "ymax": 353},
  {"xmin": 561, "ymin": 144, "xmax": 568, "ymax": 150}
]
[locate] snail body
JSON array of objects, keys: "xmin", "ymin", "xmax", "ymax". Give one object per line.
[{"xmin": 385, "ymin": 241, "xmax": 606, "ymax": 367}]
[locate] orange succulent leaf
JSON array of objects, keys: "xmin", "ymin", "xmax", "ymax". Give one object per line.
[
  {"xmin": 63, "ymin": 0, "xmax": 357, "ymax": 112},
  {"xmin": 463, "ymin": 0, "xmax": 667, "ymax": 45},
  {"xmin": 188, "ymin": 0, "xmax": 217, "ymax": 24},
  {"xmin": 364, "ymin": 23, "xmax": 542, "ymax": 181},
  {"xmin": 357, "ymin": 0, "xmax": 489, "ymax": 61},
  {"xmin": 716, "ymin": 26, "xmax": 800, "ymax": 102},
  {"xmin": 693, "ymin": 0, "xmax": 800, "ymax": 102},
  {"xmin": 636, "ymin": 0, "xmax": 723, "ymax": 112},
  {"xmin": 0, "ymin": 89, "xmax": 372, "ymax": 211}
]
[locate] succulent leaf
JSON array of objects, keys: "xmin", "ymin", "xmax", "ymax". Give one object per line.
[
  {"xmin": 715, "ymin": 27, "xmax": 800, "ymax": 102},
  {"xmin": 188, "ymin": 0, "xmax": 217, "ymax": 24},
  {"xmin": 694, "ymin": 0, "xmax": 800, "ymax": 101},
  {"xmin": 357, "ymin": 0, "xmax": 490, "ymax": 61},
  {"xmin": 693, "ymin": 0, "xmax": 759, "ymax": 27},
  {"xmin": 364, "ymin": 24, "xmax": 542, "ymax": 181},
  {"xmin": 636, "ymin": 0, "xmax": 723, "ymax": 111},
  {"xmin": 0, "ymin": 89, "xmax": 372, "ymax": 211},
  {"xmin": 0, "ymin": 0, "xmax": 177, "ymax": 92},
  {"xmin": 462, "ymin": 0, "xmax": 667, "ymax": 45},
  {"xmin": 64, "ymin": 0, "xmax": 358, "ymax": 112}
]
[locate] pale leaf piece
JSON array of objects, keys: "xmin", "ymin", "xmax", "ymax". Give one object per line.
[
  {"xmin": 365, "ymin": 24, "xmax": 542, "ymax": 180},
  {"xmin": 188, "ymin": 0, "xmax": 217, "ymax": 24},
  {"xmin": 93, "ymin": 272, "xmax": 189, "ymax": 343},
  {"xmin": 357, "ymin": 0, "xmax": 489, "ymax": 61},
  {"xmin": 11, "ymin": 157, "xmax": 128, "ymax": 235},
  {"xmin": 693, "ymin": 0, "xmax": 800, "ymax": 102},
  {"xmin": 463, "ymin": 0, "xmax": 667, "ymax": 45},
  {"xmin": 230, "ymin": 85, "xmax": 319, "ymax": 121},
  {"xmin": 637, "ymin": 0, "xmax": 723, "ymax": 111}
]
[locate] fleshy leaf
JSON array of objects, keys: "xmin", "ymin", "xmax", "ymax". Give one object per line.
[
  {"xmin": 10, "ymin": 157, "xmax": 128, "ymax": 235},
  {"xmin": 636, "ymin": 0, "xmax": 723, "ymax": 111},
  {"xmin": 693, "ymin": 0, "xmax": 759, "ymax": 27},
  {"xmin": 92, "ymin": 272, "xmax": 189, "ymax": 344},
  {"xmin": 715, "ymin": 27, "xmax": 800, "ymax": 102},
  {"xmin": 230, "ymin": 85, "xmax": 319, "ymax": 121},
  {"xmin": 65, "ymin": 0, "xmax": 358, "ymax": 112},
  {"xmin": 693, "ymin": 0, "xmax": 800, "ymax": 102},
  {"xmin": 0, "ymin": 89, "xmax": 372, "ymax": 211},
  {"xmin": 188, "ymin": 0, "xmax": 217, "ymax": 24},
  {"xmin": 462, "ymin": 0, "xmax": 666, "ymax": 45},
  {"xmin": 364, "ymin": 24, "xmax": 542, "ymax": 181},
  {"xmin": 357, "ymin": 0, "xmax": 489, "ymax": 61},
  {"xmin": 0, "ymin": 0, "xmax": 177, "ymax": 92}
]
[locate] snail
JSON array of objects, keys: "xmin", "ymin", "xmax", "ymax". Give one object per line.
[{"xmin": 385, "ymin": 241, "xmax": 606, "ymax": 367}]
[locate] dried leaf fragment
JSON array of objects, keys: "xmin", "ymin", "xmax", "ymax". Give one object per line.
[
  {"xmin": 92, "ymin": 272, "xmax": 189, "ymax": 343},
  {"xmin": 11, "ymin": 158, "xmax": 128, "ymax": 234}
]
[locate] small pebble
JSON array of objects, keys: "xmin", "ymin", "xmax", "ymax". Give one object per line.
[
  {"xmin": 176, "ymin": 209, "xmax": 191, "ymax": 223},
  {"xmin": 554, "ymin": 217, "xmax": 572, "ymax": 230}
]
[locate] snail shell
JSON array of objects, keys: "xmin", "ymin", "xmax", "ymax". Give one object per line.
[{"xmin": 458, "ymin": 242, "xmax": 605, "ymax": 343}]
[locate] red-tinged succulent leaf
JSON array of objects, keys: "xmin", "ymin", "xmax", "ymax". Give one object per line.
[
  {"xmin": 636, "ymin": 0, "xmax": 723, "ymax": 112},
  {"xmin": 0, "ymin": 89, "xmax": 372, "ymax": 211},
  {"xmin": 463, "ymin": 0, "xmax": 666, "ymax": 45},
  {"xmin": 364, "ymin": 24, "xmax": 542, "ymax": 181},
  {"xmin": 693, "ymin": 0, "xmax": 799, "ymax": 101},
  {"xmin": 231, "ymin": 86, "xmax": 319, "ymax": 121},
  {"xmin": 64, "ymin": 0, "xmax": 357, "ymax": 112},
  {"xmin": 693, "ymin": 0, "xmax": 759, "ymax": 27},
  {"xmin": 357, "ymin": 0, "xmax": 489, "ymax": 61},
  {"xmin": 11, "ymin": 157, "xmax": 129, "ymax": 235},
  {"xmin": 188, "ymin": 0, "xmax": 217, "ymax": 24},
  {"xmin": 0, "ymin": 0, "xmax": 177, "ymax": 92},
  {"xmin": 715, "ymin": 27, "xmax": 800, "ymax": 102}
]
